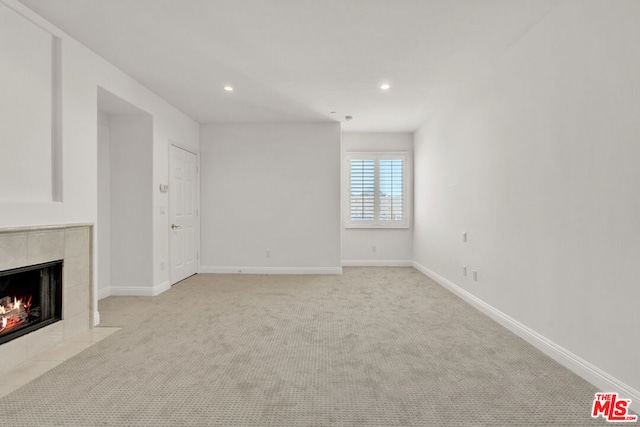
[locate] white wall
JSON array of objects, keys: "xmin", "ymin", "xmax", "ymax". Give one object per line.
[
  {"xmin": 97, "ymin": 112, "xmax": 111, "ymax": 297},
  {"xmin": 413, "ymin": 0, "xmax": 640, "ymax": 404},
  {"xmin": 0, "ymin": 0, "xmax": 199, "ymax": 320},
  {"xmin": 200, "ymin": 123, "xmax": 342, "ymax": 274},
  {"xmin": 109, "ymin": 115, "xmax": 154, "ymax": 289},
  {"xmin": 341, "ymin": 133, "xmax": 413, "ymax": 265},
  {"xmin": 0, "ymin": 2, "xmax": 53, "ymax": 203}
]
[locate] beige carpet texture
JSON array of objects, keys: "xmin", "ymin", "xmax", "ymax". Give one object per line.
[{"xmin": 0, "ymin": 267, "xmax": 618, "ymax": 426}]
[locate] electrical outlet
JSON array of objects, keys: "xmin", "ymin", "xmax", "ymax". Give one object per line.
[
  {"xmin": 473, "ymin": 270, "xmax": 478, "ymax": 281},
  {"xmin": 265, "ymin": 249, "xmax": 271, "ymax": 258},
  {"xmin": 372, "ymin": 245, "xmax": 377, "ymax": 252}
]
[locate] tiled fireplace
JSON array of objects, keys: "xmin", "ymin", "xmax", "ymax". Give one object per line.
[{"xmin": 0, "ymin": 225, "xmax": 92, "ymax": 374}]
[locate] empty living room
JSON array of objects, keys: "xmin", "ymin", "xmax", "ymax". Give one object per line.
[{"xmin": 0, "ymin": 0, "xmax": 638, "ymax": 425}]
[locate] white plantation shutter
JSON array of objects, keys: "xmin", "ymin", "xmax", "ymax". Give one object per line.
[
  {"xmin": 349, "ymin": 159, "xmax": 375, "ymax": 221},
  {"xmin": 379, "ymin": 159, "xmax": 404, "ymax": 221},
  {"xmin": 346, "ymin": 153, "xmax": 408, "ymax": 228}
]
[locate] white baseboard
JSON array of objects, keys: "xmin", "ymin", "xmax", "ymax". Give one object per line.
[
  {"xmin": 152, "ymin": 280, "xmax": 171, "ymax": 296},
  {"xmin": 99, "ymin": 281, "xmax": 172, "ymax": 298},
  {"xmin": 412, "ymin": 261, "xmax": 640, "ymax": 414},
  {"xmin": 97, "ymin": 286, "xmax": 111, "ymax": 300},
  {"xmin": 199, "ymin": 266, "xmax": 343, "ymax": 275},
  {"xmin": 342, "ymin": 259, "xmax": 413, "ymax": 267},
  {"xmin": 108, "ymin": 286, "xmax": 154, "ymax": 297}
]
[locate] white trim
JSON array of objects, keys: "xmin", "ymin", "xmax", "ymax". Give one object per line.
[
  {"xmin": 412, "ymin": 261, "xmax": 640, "ymax": 414},
  {"xmin": 167, "ymin": 141, "xmax": 198, "ymax": 156},
  {"xmin": 342, "ymin": 259, "xmax": 413, "ymax": 267},
  {"xmin": 93, "ymin": 311, "xmax": 100, "ymax": 326},
  {"xmin": 97, "ymin": 287, "xmax": 111, "ymax": 300},
  {"xmin": 98, "ymin": 281, "xmax": 171, "ymax": 299},
  {"xmin": 199, "ymin": 266, "xmax": 343, "ymax": 275},
  {"xmin": 108, "ymin": 286, "xmax": 155, "ymax": 297},
  {"xmin": 344, "ymin": 224, "xmax": 410, "ymax": 229},
  {"xmin": 152, "ymin": 280, "xmax": 171, "ymax": 296}
]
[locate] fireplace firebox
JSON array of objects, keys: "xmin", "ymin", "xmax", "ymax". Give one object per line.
[{"xmin": 0, "ymin": 260, "xmax": 63, "ymax": 345}]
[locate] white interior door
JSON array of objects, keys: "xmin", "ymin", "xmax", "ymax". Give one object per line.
[{"xmin": 169, "ymin": 144, "xmax": 198, "ymax": 284}]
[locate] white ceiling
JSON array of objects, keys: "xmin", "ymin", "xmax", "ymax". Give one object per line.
[{"xmin": 19, "ymin": 0, "xmax": 560, "ymax": 132}]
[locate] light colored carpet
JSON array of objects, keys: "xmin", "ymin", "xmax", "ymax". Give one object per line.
[{"xmin": 0, "ymin": 267, "xmax": 615, "ymax": 425}]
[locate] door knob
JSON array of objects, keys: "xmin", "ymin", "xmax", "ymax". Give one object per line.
[{"xmin": 171, "ymin": 224, "xmax": 181, "ymax": 229}]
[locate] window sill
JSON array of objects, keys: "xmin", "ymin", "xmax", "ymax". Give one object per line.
[{"xmin": 345, "ymin": 224, "xmax": 410, "ymax": 230}]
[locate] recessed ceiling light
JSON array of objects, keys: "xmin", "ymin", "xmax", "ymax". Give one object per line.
[
  {"xmin": 380, "ymin": 83, "xmax": 391, "ymax": 90},
  {"xmin": 223, "ymin": 85, "xmax": 234, "ymax": 92}
]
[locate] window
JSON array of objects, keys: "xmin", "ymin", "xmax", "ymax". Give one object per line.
[{"xmin": 346, "ymin": 152, "xmax": 408, "ymax": 228}]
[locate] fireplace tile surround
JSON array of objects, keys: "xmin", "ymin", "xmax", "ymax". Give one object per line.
[{"xmin": 0, "ymin": 225, "xmax": 92, "ymax": 375}]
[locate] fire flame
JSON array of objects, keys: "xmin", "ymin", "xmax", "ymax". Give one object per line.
[{"xmin": 0, "ymin": 295, "xmax": 32, "ymax": 333}]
